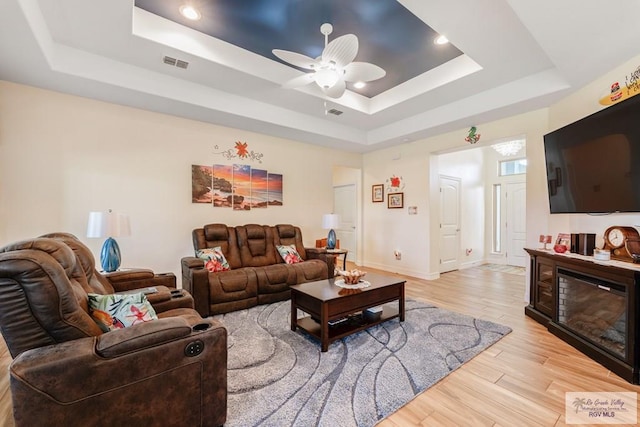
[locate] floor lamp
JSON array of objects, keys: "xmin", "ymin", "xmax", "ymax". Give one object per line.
[{"xmin": 87, "ymin": 209, "xmax": 131, "ymax": 272}]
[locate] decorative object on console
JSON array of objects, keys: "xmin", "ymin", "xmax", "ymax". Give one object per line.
[
  {"xmin": 492, "ymin": 138, "xmax": 525, "ymax": 156},
  {"xmin": 387, "ymin": 192, "xmax": 404, "ymax": 209},
  {"xmin": 571, "ymin": 233, "xmax": 596, "ymax": 256},
  {"xmin": 372, "ymin": 184, "xmax": 384, "ymax": 202},
  {"xmin": 86, "ymin": 210, "xmax": 131, "ymax": 272},
  {"xmin": 555, "ymin": 233, "xmax": 570, "ymax": 252},
  {"xmin": 539, "ymin": 234, "xmax": 552, "ymax": 250},
  {"xmin": 602, "ymin": 226, "xmax": 640, "ymax": 262},
  {"xmin": 322, "ymin": 214, "xmax": 340, "ymax": 250},
  {"xmin": 553, "ymin": 244, "xmax": 568, "ymax": 253},
  {"xmin": 465, "ymin": 126, "xmax": 481, "ymax": 144},
  {"xmin": 594, "ymin": 248, "xmax": 611, "ymax": 261},
  {"xmin": 624, "ymin": 238, "xmax": 640, "ymax": 263}
]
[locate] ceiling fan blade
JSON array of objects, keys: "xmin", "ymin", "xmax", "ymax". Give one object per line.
[
  {"xmin": 322, "ymin": 79, "xmax": 347, "ymax": 99},
  {"xmin": 322, "ymin": 34, "xmax": 358, "ymax": 68},
  {"xmin": 272, "ymin": 49, "xmax": 319, "ymax": 70},
  {"xmin": 343, "ymin": 62, "xmax": 386, "ymax": 82},
  {"xmin": 282, "ymin": 73, "xmax": 315, "ymax": 88}
]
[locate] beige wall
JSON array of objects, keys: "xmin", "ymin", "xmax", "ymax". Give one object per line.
[
  {"xmin": 0, "ymin": 81, "xmax": 362, "ymax": 279},
  {"xmin": 545, "ymin": 54, "xmax": 640, "ymax": 245},
  {"xmin": 362, "ymin": 109, "xmax": 547, "ymax": 279}
]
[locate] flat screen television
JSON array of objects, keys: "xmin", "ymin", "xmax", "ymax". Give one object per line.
[{"xmin": 543, "ymin": 93, "xmax": 640, "ymax": 213}]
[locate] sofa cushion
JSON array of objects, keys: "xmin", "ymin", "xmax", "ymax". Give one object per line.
[
  {"xmin": 273, "ymin": 224, "xmax": 308, "ymax": 260},
  {"xmin": 290, "ymin": 259, "xmax": 329, "ymax": 283},
  {"xmin": 88, "ymin": 293, "xmax": 158, "ymax": 332},
  {"xmin": 276, "ymin": 244, "xmax": 303, "ymax": 264},
  {"xmin": 236, "ymin": 225, "xmax": 278, "ymax": 267},
  {"xmin": 193, "ymin": 224, "xmax": 242, "ymax": 269},
  {"xmin": 197, "ymin": 247, "xmax": 231, "ymax": 272}
]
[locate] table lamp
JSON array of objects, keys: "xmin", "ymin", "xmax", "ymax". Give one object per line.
[
  {"xmin": 322, "ymin": 214, "xmax": 340, "ymax": 250},
  {"xmin": 87, "ymin": 209, "xmax": 131, "ymax": 272}
]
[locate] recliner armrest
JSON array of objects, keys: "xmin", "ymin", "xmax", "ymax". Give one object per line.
[
  {"xmin": 305, "ymin": 247, "xmax": 336, "ymax": 278},
  {"xmin": 96, "ymin": 317, "xmax": 219, "ymax": 358},
  {"xmin": 105, "ymin": 269, "xmax": 177, "ymax": 292},
  {"xmin": 96, "ymin": 317, "xmax": 190, "ymax": 358},
  {"xmin": 104, "ymin": 268, "xmax": 155, "ymax": 282},
  {"xmin": 181, "ymin": 256, "xmax": 205, "ymax": 269},
  {"xmin": 10, "ymin": 317, "xmax": 228, "ymax": 426}
]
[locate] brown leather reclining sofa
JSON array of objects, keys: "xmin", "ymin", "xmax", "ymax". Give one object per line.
[
  {"xmin": 0, "ymin": 233, "xmax": 227, "ymax": 426},
  {"xmin": 181, "ymin": 224, "xmax": 336, "ymax": 316}
]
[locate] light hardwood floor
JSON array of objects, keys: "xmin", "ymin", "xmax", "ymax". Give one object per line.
[{"xmin": 1, "ymin": 265, "xmax": 639, "ymax": 426}]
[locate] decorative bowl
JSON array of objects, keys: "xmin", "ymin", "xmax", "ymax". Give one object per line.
[
  {"xmin": 337, "ymin": 269, "xmax": 366, "ymax": 284},
  {"xmin": 553, "ymin": 244, "xmax": 568, "ymax": 253}
]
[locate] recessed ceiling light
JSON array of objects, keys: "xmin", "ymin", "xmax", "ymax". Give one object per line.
[
  {"xmin": 179, "ymin": 5, "xmax": 201, "ymax": 20},
  {"xmin": 353, "ymin": 81, "xmax": 366, "ymax": 89},
  {"xmin": 434, "ymin": 35, "xmax": 449, "ymax": 45}
]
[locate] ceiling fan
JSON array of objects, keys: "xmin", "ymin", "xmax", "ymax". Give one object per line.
[{"xmin": 272, "ymin": 23, "xmax": 386, "ymax": 99}]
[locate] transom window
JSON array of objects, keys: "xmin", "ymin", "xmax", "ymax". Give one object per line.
[{"xmin": 499, "ymin": 158, "xmax": 527, "ymax": 176}]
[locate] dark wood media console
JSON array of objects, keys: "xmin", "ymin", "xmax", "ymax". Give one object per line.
[{"xmin": 525, "ymin": 248, "xmax": 640, "ymax": 383}]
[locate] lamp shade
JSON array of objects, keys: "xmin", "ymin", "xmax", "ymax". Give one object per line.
[
  {"xmin": 322, "ymin": 214, "xmax": 340, "ymax": 230},
  {"xmin": 87, "ymin": 211, "xmax": 131, "ymax": 238}
]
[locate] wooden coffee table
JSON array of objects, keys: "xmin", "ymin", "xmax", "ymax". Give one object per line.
[{"xmin": 290, "ymin": 272, "xmax": 405, "ymax": 352}]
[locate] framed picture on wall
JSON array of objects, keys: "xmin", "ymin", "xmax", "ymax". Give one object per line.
[
  {"xmin": 387, "ymin": 192, "xmax": 404, "ymax": 209},
  {"xmin": 372, "ymin": 184, "xmax": 384, "ymax": 202}
]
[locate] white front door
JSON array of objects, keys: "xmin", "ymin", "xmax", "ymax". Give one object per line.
[
  {"xmin": 439, "ymin": 176, "xmax": 461, "ymax": 273},
  {"xmin": 506, "ymin": 181, "xmax": 527, "ymax": 267},
  {"xmin": 333, "ymin": 184, "xmax": 356, "ymax": 262}
]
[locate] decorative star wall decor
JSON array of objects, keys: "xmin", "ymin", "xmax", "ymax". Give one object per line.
[{"xmin": 213, "ymin": 141, "xmax": 264, "ymax": 163}]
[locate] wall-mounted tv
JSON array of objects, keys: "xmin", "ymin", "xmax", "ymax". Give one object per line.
[{"xmin": 543, "ymin": 93, "xmax": 640, "ymax": 214}]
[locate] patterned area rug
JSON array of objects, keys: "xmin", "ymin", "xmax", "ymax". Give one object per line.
[
  {"xmin": 215, "ymin": 299, "xmax": 511, "ymax": 427},
  {"xmin": 477, "ymin": 263, "xmax": 526, "ymax": 276}
]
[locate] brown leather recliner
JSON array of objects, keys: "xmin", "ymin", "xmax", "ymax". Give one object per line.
[
  {"xmin": 41, "ymin": 232, "xmax": 195, "ymax": 313},
  {"xmin": 0, "ymin": 235, "xmax": 227, "ymax": 427}
]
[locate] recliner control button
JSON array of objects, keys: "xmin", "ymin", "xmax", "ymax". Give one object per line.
[{"xmin": 185, "ymin": 340, "xmax": 204, "ymax": 357}]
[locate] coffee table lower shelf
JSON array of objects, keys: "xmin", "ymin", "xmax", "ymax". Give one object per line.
[{"xmin": 295, "ymin": 306, "xmax": 400, "ymax": 349}]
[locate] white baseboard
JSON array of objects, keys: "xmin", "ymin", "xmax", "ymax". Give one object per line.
[{"xmin": 362, "ymin": 261, "xmax": 439, "ymax": 281}]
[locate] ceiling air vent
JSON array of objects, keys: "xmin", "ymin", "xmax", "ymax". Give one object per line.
[
  {"xmin": 163, "ymin": 56, "xmax": 189, "ymax": 69},
  {"xmin": 327, "ymin": 108, "xmax": 343, "ymax": 116}
]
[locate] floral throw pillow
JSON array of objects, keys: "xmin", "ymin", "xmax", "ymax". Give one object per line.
[
  {"xmin": 276, "ymin": 244, "xmax": 303, "ymax": 264},
  {"xmin": 196, "ymin": 247, "xmax": 231, "ymax": 272},
  {"xmin": 88, "ymin": 293, "xmax": 158, "ymax": 332}
]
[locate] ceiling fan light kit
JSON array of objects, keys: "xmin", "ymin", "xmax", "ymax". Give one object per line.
[{"xmin": 272, "ymin": 23, "xmax": 386, "ymax": 99}]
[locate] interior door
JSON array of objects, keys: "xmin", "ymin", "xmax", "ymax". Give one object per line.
[
  {"xmin": 439, "ymin": 176, "xmax": 461, "ymax": 273},
  {"xmin": 506, "ymin": 181, "xmax": 527, "ymax": 267},
  {"xmin": 333, "ymin": 184, "xmax": 356, "ymax": 262}
]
